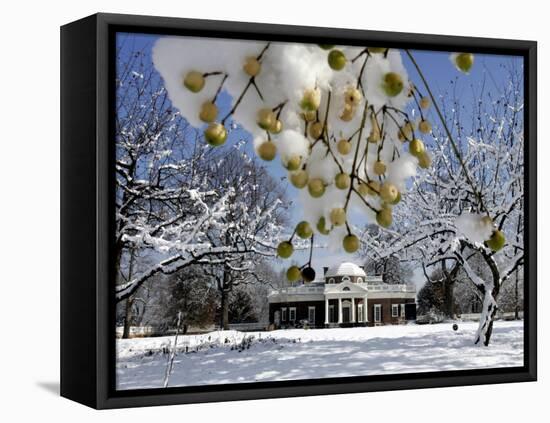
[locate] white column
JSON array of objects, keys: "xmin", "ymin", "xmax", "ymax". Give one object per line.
[
  {"xmin": 363, "ymin": 296, "xmax": 368, "ymax": 322},
  {"xmin": 338, "ymin": 297, "xmax": 343, "ymax": 324},
  {"xmin": 351, "ymin": 297, "xmax": 356, "ymax": 323},
  {"xmin": 324, "ymin": 297, "xmax": 329, "ymax": 324}
]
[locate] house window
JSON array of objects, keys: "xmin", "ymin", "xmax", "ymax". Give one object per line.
[
  {"xmin": 328, "ymin": 278, "xmax": 335, "ymax": 284},
  {"xmin": 400, "ymin": 304, "xmax": 406, "ymax": 318},
  {"xmin": 308, "ymin": 306, "xmax": 316, "ymax": 324},
  {"xmin": 281, "ymin": 307, "xmax": 287, "ymax": 322},
  {"xmin": 358, "ymin": 304, "xmax": 363, "ymax": 322},
  {"xmin": 343, "ymin": 287, "xmax": 350, "ymax": 291},
  {"xmin": 342, "ymin": 276, "xmax": 351, "ymax": 282},
  {"xmin": 392, "ymin": 304, "xmax": 399, "ymax": 317},
  {"xmin": 374, "ymin": 304, "xmax": 381, "ymax": 322},
  {"xmin": 289, "ymin": 307, "xmax": 296, "ymax": 322},
  {"xmin": 357, "ymin": 277, "xmax": 363, "ymax": 283}
]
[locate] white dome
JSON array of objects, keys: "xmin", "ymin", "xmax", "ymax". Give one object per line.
[{"xmin": 325, "ymin": 262, "xmax": 366, "ymax": 278}]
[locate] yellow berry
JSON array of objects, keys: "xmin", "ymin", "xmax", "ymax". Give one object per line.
[
  {"xmin": 367, "ymin": 47, "xmax": 388, "ymax": 54},
  {"xmin": 376, "ymin": 206, "xmax": 393, "ymax": 228},
  {"xmin": 420, "ymin": 97, "xmax": 430, "ymax": 109},
  {"xmin": 317, "ymin": 216, "xmax": 331, "ymax": 235},
  {"xmin": 373, "ymin": 161, "xmax": 386, "ymax": 175},
  {"xmin": 277, "ymin": 241, "xmax": 294, "ymax": 258},
  {"xmin": 309, "ymin": 121, "xmax": 324, "ymax": 139},
  {"xmin": 335, "ymin": 173, "xmax": 351, "ymax": 190},
  {"xmin": 340, "ymin": 103, "xmax": 355, "ymax": 122},
  {"xmin": 486, "ymin": 230, "xmax": 505, "ymax": 251},
  {"xmin": 382, "ymin": 72, "xmax": 404, "ymax": 97},
  {"xmin": 330, "ymin": 208, "xmax": 347, "ymax": 226},
  {"xmin": 328, "ymin": 49, "xmax": 347, "ymax": 71},
  {"xmin": 296, "ymin": 221, "xmax": 313, "ymax": 239},
  {"xmin": 368, "ymin": 131, "xmax": 380, "ymax": 143},
  {"xmin": 303, "ymin": 110, "xmax": 317, "ymax": 122},
  {"xmin": 337, "ymin": 139, "xmax": 352, "ymax": 155},
  {"xmin": 300, "ymin": 88, "xmax": 321, "ymax": 111},
  {"xmin": 390, "ymin": 191, "xmax": 402, "ymax": 205},
  {"xmin": 401, "ymin": 121, "xmax": 415, "ymax": 141},
  {"xmin": 417, "ymin": 151, "xmax": 432, "ymax": 169},
  {"xmin": 183, "ymin": 71, "xmax": 205, "ymax": 93},
  {"xmin": 257, "ymin": 108, "xmax": 276, "ymax": 130},
  {"xmin": 269, "ymin": 119, "xmax": 283, "ymax": 134},
  {"xmin": 290, "ymin": 170, "xmax": 309, "ymax": 189},
  {"xmin": 455, "ymin": 53, "xmax": 474, "ymax": 73},
  {"xmin": 199, "ymin": 101, "xmax": 218, "ymax": 123},
  {"xmin": 380, "ymin": 182, "xmax": 398, "ymax": 203},
  {"xmin": 243, "ymin": 56, "xmax": 261, "ymax": 77},
  {"xmin": 418, "ymin": 119, "xmax": 432, "ymax": 134},
  {"xmin": 308, "ymin": 178, "xmax": 325, "ymax": 198},
  {"xmin": 344, "ymin": 87, "xmax": 362, "ymax": 106},
  {"xmin": 343, "ymin": 234, "xmax": 360, "ymax": 253},
  {"xmin": 257, "ymin": 141, "xmax": 277, "ymax": 161},
  {"xmin": 204, "ymin": 123, "xmax": 227, "ymax": 146},
  {"xmin": 409, "ymin": 139, "xmax": 426, "ymax": 157},
  {"xmin": 287, "ymin": 266, "xmax": 301, "ymax": 282},
  {"xmin": 285, "ymin": 155, "xmax": 301, "ymax": 171}
]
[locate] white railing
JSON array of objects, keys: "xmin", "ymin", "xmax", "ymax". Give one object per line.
[
  {"xmin": 363, "ymin": 284, "xmax": 416, "ymax": 293},
  {"xmin": 268, "ymin": 286, "xmax": 325, "ymax": 296},
  {"xmin": 268, "ymin": 283, "xmax": 416, "ymax": 297}
]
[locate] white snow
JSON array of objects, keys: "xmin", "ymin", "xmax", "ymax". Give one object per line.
[
  {"xmin": 116, "ymin": 321, "xmax": 523, "ymax": 390},
  {"xmin": 455, "ymin": 212, "xmax": 493, "ymax": 244},
  {"xmin": 152, "ymin": 37, "xmax": 419, "ymax": 247}
]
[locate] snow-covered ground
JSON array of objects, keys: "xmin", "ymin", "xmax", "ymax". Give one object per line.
[{"xmin": 116, "ymin": 321, "xmax": 523, "ymax": 390}]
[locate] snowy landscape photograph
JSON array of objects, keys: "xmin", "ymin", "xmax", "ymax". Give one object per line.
[{"xmin": 113, "ymin": 32, "xmax": 525, "ymax": 391}]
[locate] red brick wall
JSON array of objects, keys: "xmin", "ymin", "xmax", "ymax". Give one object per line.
[
  {"xmin": 269, "ymin": 298, "xmax": 415, "ymax": 327},
  {"xmin": 367, "ymin": 298, "xmax": 415, "ymax": 325}
]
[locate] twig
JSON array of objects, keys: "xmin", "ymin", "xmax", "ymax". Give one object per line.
[{"xmin": 405, "ymin": 49, "xmax": 489, "ymax": 215}]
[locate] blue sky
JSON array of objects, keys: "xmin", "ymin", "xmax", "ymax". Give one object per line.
[{"xmin": 116, "ymin": 32, "xmax": 523, "ymax": 287}]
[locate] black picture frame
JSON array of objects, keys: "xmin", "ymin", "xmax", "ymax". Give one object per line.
[{"xmin": 60, "ymin": 12, "xmax": 537, "ymax": 409}]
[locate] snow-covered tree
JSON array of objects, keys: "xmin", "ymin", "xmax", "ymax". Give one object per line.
[
  {"xmin": 365, "ymin": 64, "xmax": 524, "ymax": 345},
  {"xmin": 364, "ymin": 253, "xmax": 414, "ymax": 284},
  {"xmin": 162, "ymin": 267, "xmax": 218, "ymax": 334},
  {"xmin": 228, "ymin": 288, "xmax": 258, "ymax": 324},
  {"xmin": 114, "ymin": 40, "xmax": 289, "ymax": 304}
]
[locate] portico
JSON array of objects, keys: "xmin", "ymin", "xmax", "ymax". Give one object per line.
[{"xmin": 324, "ymin": 280, "xmax": 369, "ymax": 325}]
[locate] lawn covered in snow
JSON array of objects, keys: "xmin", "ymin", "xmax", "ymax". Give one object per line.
[{"xmin": 116, "ymin": 320, "xmax": 523, "ymax": 390}]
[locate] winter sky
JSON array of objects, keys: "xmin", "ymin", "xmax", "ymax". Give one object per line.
[{"xmin": 116, "ymin": 32, "xmax": 523, "ymax": 289}]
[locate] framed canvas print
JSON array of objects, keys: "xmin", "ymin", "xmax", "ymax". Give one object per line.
[{"xmin": 60, "ymin": 13, "xmax": 537, "ymax": 409}]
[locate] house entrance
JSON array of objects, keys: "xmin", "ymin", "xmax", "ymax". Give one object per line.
[{"xmin": 342, "ymin": 305, "xmax": 351, "ymax": 323}]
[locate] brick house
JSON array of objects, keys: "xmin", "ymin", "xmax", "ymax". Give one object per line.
[{"xmin": 268, "ymin": 262, "xmax": 416, "ymax": 328}]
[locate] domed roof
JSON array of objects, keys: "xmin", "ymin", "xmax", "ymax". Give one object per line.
[{"xmin": 325, "ymin": 262, "xmax": 366, "ymax": 278}]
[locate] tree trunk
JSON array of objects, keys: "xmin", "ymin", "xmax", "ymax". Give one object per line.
[
  {"xmin": 219, "ymin": 268, "xmax": 232, "ymax": 330},
  {"xmin": 222, "ymin": 296, "xmax": 229, "ymax": 330},
  {"xmin": 441, "ymin": 261, "xmax": 459, "ymax": 319},
  {"xmin": 443, "ymin": 280, "xmax": 455, "ymax": 319},
  {"xmin": 122, "ymin": 296, "xmax": 134, "ymax": 339},
  {"xmin": 474, "ymin": 255, "xmax": 500, "ymax": 346},
  {"xmin": 459, "ymin": 241, "xmax": 502, "ymax": 346},
  {"xmin": 121, "ymin": 249, "xmax": 136, "ymax": 339},
  {"xmin": 219, "ymin": 288, "xmax": 230, "ymax": 330},
  {"xmin": 514, "ymin": 267, "xmax": 520, "ymax": 320},
  {"xmin": 474, "ymin": 288, "xmax": 498, "ymax": 346}
]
